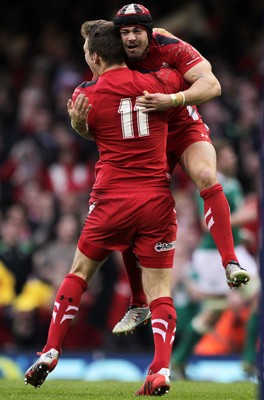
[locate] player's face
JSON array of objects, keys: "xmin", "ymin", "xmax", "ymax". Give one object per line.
[{"xmin": 119, "ymin": 25, "xmax": 149, "ymax": 60}]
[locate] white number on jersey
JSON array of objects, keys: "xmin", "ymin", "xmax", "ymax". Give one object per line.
[{"xmin": 118, "ymin": 98, "xmax": 150, "ymax": 139}]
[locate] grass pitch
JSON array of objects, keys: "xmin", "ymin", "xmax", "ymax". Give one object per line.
[{"xmin": 0, "ymin": 379, "xmax": 258, "ymax": 400}]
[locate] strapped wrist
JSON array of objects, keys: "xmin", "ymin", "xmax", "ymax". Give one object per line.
[
  {"xmin": 170, "ymin": 91, "xmax": 186, "ymax": 107},
  {"xmin": 170, "ymin": 93, "xmax": 178, "ymax": 106}
]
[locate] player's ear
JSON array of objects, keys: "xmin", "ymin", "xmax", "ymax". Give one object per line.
[{"xmin": 92, "ymin": 53, "xmax": 100, "ymax": 64}]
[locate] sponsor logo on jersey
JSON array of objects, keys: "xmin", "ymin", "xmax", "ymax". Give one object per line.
[{"xmin": 154, "ymin": 241, "xmax": 176, "ymax": 252}]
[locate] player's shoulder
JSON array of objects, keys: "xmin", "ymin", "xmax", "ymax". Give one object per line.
[
  {"xmin": 72, "ymin": 80, "xmax": 97, "ymax": 102},
  {"xmin": 152, "ymin": 28, "xmax": 180, "ymax": 46},
  {"xmin": 77, "ymin": 80, "xmax": 97, "ymax": 89},
  {"xmin": 72, "ymin": 80, "xmax": 97, "ymax": 98}
]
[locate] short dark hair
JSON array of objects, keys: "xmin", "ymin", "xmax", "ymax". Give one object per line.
[
  {"xmin": 81, "ymin": 20, "xmax": 126, "ymax": 66},
  {"xmin": 80, "ymin": 20, "xmax": 109, "ymax": 38}
]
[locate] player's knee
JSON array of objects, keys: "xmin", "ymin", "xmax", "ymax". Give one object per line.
[{"xmin": 195, "ymin": 168, "xmax": 217, "ymax": 191}]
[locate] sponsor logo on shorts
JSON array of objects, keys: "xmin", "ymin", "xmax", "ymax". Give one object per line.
[{"xmin": 154, "ymin": 241, "xmax": 176, "ymax": 252}]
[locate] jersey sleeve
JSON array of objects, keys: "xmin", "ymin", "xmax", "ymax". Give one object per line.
[
  {"xmin": 153, "ymin": 31, "xmax": 204, "ymax": 76},
  {"xmin": 176, "ymin": 40, "xmax": 204, "ymax": 75},
  {"xmin": 71, "ymin": 80, "xmax": 97, "ymax": 102}
]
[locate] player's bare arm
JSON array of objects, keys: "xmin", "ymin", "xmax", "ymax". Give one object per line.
[
  {"xmin": 136, "ymin": 60, "xmax": 221, "ymax": 112},
  {"xmin": 136, "ymin": 25, "xmax": 221, "ymax": 112},
  {"xmin": 153, "ymin": 28, "xmax": 221, "ymax": 104},
  {"xmin": 182, "ymin": 59, "xmax": 221, "ymax": 105},
  {"xmin": 67, "ymin": 93, "xmax": 94, "ymax": 140}
]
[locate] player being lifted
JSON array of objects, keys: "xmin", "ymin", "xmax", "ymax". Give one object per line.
[{"xmin": 111, "ymin": 3, "xmax": 251, "ymax": 336}]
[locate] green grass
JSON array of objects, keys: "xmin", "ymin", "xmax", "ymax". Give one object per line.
[{"xmin": 0, "ymin": 379, "xmax": 258, "ymax": 400}]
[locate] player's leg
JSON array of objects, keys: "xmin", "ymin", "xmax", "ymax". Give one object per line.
[
  {"xmin": 142, "ymin": 266, "xmax": 176, "ymax": 375},
  {"xmin": 113, "ymin": 190, "xmax": 177, "ymax": 337},
  {"xmin": 122, "ymin": 247, "xmax": 147, "ymax": 307},
  {"xmin": 135, "ymin": 267, "xmax": 175, "ymax": 396},
  {"xmin": 112, "ymin": 246, "xmax": 151, "ymax": 335},
  {"xmin": 133, "ymin": 191, "xmax": 177, "ymax": 396},
  {"xmin": 180, "ymin": 141, "xmax": 250, "ymax": 287},
  {"xmin": 112, "ymin": 190, "xmax": 176, "ymax": 336},
  {"xmin": 25, "ymin": 248, "xmax": 106, "ymax": 388}
]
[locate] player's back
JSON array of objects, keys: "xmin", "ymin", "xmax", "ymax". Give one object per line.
[{"xmin": 74, "ymin": 67, "xmax": 171, "ymax": 190}]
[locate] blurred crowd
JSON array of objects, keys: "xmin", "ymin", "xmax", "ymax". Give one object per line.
[{"xmin": 0, "ymin": 0, "xmax": 262, "ymax": 376}]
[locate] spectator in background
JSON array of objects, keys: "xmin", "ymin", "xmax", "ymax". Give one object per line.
[
  {"xmin": 47, "ymin": 145, "xmax": 94, "ymax": 205},
  {"xmin": 0, "ymin": 139, "xmax": 51, "ymax": 205},
  {"xmin": 170, "ymin": 139, "xmax": 260, "ymax": 379},
  {"xmin": 25, "ymin": 190, "xmax": 59, "ymax": 248},
  {"xmin": 0, "ymin": 210, "xmax": 34, "ymax": 349},
  {"xmin": 32, "ymin": 212, "xmax": 81, "ymax": 289},
  {"xmin": 28, "ymin": 106, "xmax": 59, "ymax": 166},
  {"xmin": 10, "ymin": 212, "xmax": 81, "ymax": 348},
  {"xmin": 0, "ymin": 213, "xmax": 34, "ymax": 295},
  {"xmin": 5, "ymin": 203, "xmax": 32, "ymax": 242},
  {"xmin": 45, "ymin": 121, "xmax": 96, "ymax": 208}
]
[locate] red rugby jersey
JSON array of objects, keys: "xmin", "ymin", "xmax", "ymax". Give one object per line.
[
  {"xmin": 72, "ymin": 67, "xmax": 183, "ymax": 190},
  {"xmin": 127, "ymin": 31, "xmax": 203, "ymax": 75},
  {"xmin": 126, "ymin": 32, "xmax": 208, "ymax": 146}
]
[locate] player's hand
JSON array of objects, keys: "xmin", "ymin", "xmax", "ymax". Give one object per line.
[
  {"xmin": 67, "ymin": 94, "xmax": 91, "ymax": 134},
  {"xmin": 136, "ymin": 91, "xmax": 175, "ymax": 112}
]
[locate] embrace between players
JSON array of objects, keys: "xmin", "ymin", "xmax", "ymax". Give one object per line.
[{"xmin": 25, "ymin": 4, "xmax": 251, "ymax": 396}]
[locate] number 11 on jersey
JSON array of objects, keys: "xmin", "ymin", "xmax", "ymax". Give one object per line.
[{"xmin": 118, "ymin": 98, "xmax": 150, "ymax": 139}]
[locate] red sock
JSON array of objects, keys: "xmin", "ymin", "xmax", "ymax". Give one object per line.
[
  {"xmin": 122, "ymin": 247, "xmax": 147, "ymax": 307},
  {"xmin": 42, "ymin": 273, "xmax": 87, "ymax": 354},
  {"xmin": 148, "ymin": 297, "xmax": 176, "ymax": 374},
  {"xmin": 200, "ymin": 183, "xmax": 238, "ymax": 267}
]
